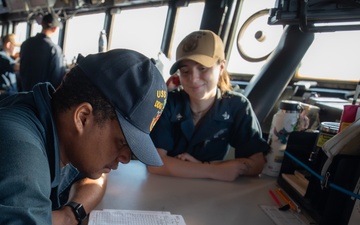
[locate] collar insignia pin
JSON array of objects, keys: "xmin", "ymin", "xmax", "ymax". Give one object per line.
[
  {"xmin": 222, "ymin": 112, "xmax": 230, "ymax": 120},
  {"xmin": 176, "ymin": 113, "xmax": 183, "ymax": 120}
]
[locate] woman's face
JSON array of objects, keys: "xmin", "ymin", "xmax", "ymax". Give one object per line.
[{"xmin": 178, "ymin": 59, "xmax": 224, "ymax": 101}]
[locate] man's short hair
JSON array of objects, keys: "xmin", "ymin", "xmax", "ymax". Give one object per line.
[
  {"xmin": 52, "ymin": 66, "xmax": 117, "ymax": 124},
  {"xmin": 2, "ymin": 34, "xmax": 21, "ymax": 47},
  {"xmin": 42, "ymin": 13, "xmax": 63, "ymax": 29}
]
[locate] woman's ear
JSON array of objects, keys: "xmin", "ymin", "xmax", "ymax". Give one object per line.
[{"xmin": 219, "ymin": 60, "xmax": 226, "ymax": 75}]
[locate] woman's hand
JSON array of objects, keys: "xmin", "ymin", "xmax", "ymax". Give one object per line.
[{"xmin": 176, "ymin": 153, "xmax": 201, "ymax": 163}]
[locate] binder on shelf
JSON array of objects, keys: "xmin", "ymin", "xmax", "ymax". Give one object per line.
[{"xmin": 281, "ymin": 171, "xmax": 309, "ymax": 197}]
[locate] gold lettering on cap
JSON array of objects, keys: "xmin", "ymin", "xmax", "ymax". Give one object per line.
[
  {"xmin": 154, "ymin": 100, "xmax": 164, "ymax": 110},
  {"xmin": 156, "ymin": 90, "xmax": 167, "ymax": 98},
  {"xmin": 155, "ymin": 90, "xmax": 167, "ymax": 110},
  {"xmin": 150, "ymin": 91, "xmax": 167, "ymax": 131}
]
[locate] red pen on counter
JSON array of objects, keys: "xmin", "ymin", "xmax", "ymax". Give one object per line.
[
  {"xmin": 276, "ymin": 188, "xmax": 301, "ymax": 212},
  {"xmin": 268, "ymin": 189, "xmax": 290, "ymax": 211}
]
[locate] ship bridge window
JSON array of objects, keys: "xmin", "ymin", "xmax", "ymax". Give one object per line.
[
  {"xmin": 227, "ymin": 0, "xmax": 281, "ymax": 76},
  {"xmin": 227, "ymin": 0, "xmax": 360, "ymax": 83},
  {"xmin": 63, "ymin": 13, "xmax": 106, "ymax": 64},
  {"xmin": 298, "ymin": 30, "xmax": 360, "ymax": 82},
  {"xmin": 109, "ymin": 6, "xmax": 168, "ymax": 59},
  {"xmin": 168, "ymin": 2, "xmax": 204, "ymax": 66}
]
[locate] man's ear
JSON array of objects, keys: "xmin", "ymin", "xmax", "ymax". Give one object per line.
[{"xmin": 74, "ymin": 103, "xmax": 93, "ymax": 133}]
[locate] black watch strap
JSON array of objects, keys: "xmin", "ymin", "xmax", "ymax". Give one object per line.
[{"xmin": 65, "ymin": 201, "xmax": 87, "ymax": 225}]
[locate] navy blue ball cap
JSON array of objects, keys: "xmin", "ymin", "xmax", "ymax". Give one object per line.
[{"xmin": 77, "ymin": 49, "xmax": 167, "ymax": 166}]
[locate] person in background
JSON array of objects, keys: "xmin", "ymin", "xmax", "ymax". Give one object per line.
[
  {"xmin": 20, "ymin": 12, "xmax": 66, "ymax": 91},
  {"xmin": 0, "ymin": 33, "xmax": 20, "ymax": 98},
  {"xmin": 0, "ymin": 49, "xmax": 167, "ymax": 224},
  {"xmin": 148, "ymin": 30, "xmax": 269, "ymax": 181}
]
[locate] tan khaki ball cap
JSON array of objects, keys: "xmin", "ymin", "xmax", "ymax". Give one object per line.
[{"xmin": 169, "ymin": 30, "xmax": 225, "ymax": 75}]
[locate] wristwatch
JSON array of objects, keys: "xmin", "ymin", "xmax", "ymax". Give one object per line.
[{"xmin": 65, "ymin": 201, "xmax": 87, "ymax": 225}]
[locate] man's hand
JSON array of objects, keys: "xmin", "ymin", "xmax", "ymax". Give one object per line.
[
  {"xmin": 52, "ymin": 206, "xmax": 78, "ymax": 225},
  {"xmin": 52, "ymin": 174, "xmax": 108, "ymax": 225}
]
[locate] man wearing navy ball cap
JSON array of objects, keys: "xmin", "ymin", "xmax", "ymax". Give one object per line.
[{"xmin": 0, "ymin": 49, "xmax": 167, "ymax": 224}]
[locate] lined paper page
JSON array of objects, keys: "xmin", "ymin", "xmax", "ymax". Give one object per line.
[{"xmin": 89, "ymin": 209, "xmax": 186, "ymax": 225}]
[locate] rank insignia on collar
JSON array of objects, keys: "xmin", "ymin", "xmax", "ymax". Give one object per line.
[
  {"xmin": 176, "ymin": 113, "xmax": 183, "ymax": 120},
  {"xmin": 222, "ymin": 112, "xmax": 230, "ymax": 120}
]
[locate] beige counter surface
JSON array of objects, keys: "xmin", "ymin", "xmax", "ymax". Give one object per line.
[{"xmin": 94, "ymin": 160, "xmax": 277, "ymax": 225}]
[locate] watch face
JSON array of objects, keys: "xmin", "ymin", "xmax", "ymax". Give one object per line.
[{"xmin": 66, "ymin": 202, "xmax": 87, "ymax": 223}]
